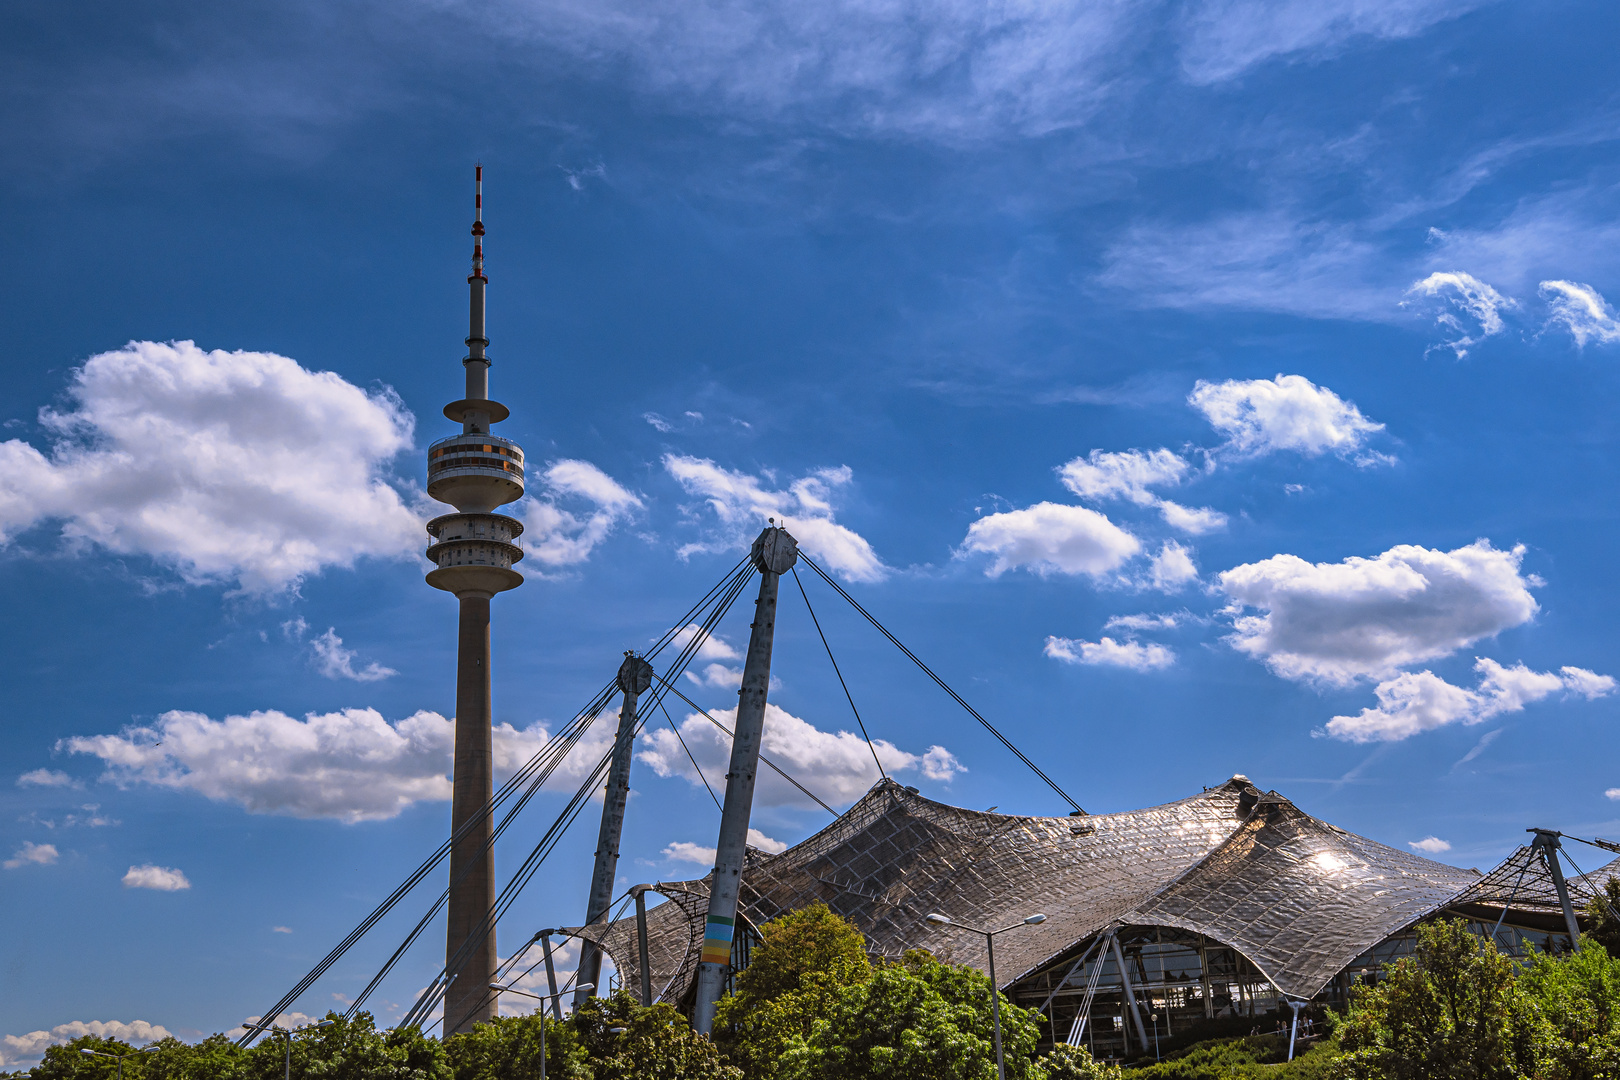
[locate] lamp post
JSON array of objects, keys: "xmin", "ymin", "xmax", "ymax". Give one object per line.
[
  {"xmin": 926, "ymin": 911, "xmax": 1046, "ymax": 1080},
  {"xmin": 272, "ymin": 1019, "xmax": 333, "ymax": 1080},
  {"xmin": 78, "ymin": 1045, "xmax": 154, "ymax": 1080},
  {"xmin": 488, "ymin": 982, "xmax": 594, "ymax": 1080}
]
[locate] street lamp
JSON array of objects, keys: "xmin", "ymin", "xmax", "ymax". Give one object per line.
[
  {"xmin": 925, "ymin": 912, "xmax": 1046, "ymax": 1080},
  {"xmin": 78, "ymin": 1045, "xmax": 155, "ymax": 1080},
  {"xmin": 488, "ymin": 982, "xmax": 594, "ymax": 1080},
  {"xmin": 272, "ymin": 1019, "xmax": 333, "ymax": 1080}
]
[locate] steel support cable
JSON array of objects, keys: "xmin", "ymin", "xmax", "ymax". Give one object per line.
[
  {"xmin": 242, "ymin": 680, "xmax": 617, "ymax": 1044},
  {"xmin": 798, "ymin": 553, "xmax": 1084, "ymax": 814},
  {"xmin": 344, "ymin": 698, "xmax": 614, "ymax": 1019},
  {"xmin": 249, "ymin": 557, "xmax": 755, "ymax": 1042},
  {"xmin": 650, "ymin": 671, "xmax": 839, "ymax": 817},
  {"xmin": 658, "ymin": 693, "xmax": 722, "ymax": 811},
  {"xmin": 790, "ymin": 567, "xmax": 886, "ymax": 781},
  {"xmin": 1558, "ymin": 848, "xmax": 1620, "ymax": 929},
  {"xmin": 472, "ymin": 889, "xmax": 637, "ymax": 1033},
  {"xmin": 407, "ymin": 565, "xmax": 759, "ymax": 1031}
]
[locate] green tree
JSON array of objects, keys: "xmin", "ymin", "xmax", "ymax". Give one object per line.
[
  {"xmin": 1330, "ymin": 919, "xmax": 1549, "ymax": 1080},
  {"xmin": 1518, "ymin": 938, "xmax": 1620, "ymax": 1080},
  {"xmin": 572, "ymin": 991, "xmax": 740, "ymax": 1080},
  {"xmin": 238, "ymin": 1015, "xmax": 447, "ymax": 1080},
  {"xmin": 776, "ymin": 950, "xmax": 1044, "ymax": 1080},
  {"xmin": 1584, "ymin": 877, "xmax": 1620, "ymax": 960},
  {"xmin": 1034, "ymin": 1043, "xmax": 1123, "ymax": 1080},
  {"xmin": 443, "ymin": 1013, "xmax": 586, "ymax": 1080},
  {"xmin": 713, "ymin": 903, "xmax": 873, "ymax": 1080}
]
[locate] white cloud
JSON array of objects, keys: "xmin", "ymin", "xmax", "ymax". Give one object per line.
[
  {"xmin": 519, "ymin": 459, "xmax": 643, "ymax": 568},
  {"xmin": 1146, "ymin": 541, "xmax": 1200, "ymax": 592},
  {"xmin": 308, "ymin": 628, "xmax": 397, "ymax": 682},
  {"xmin": 3, "ymin": 841, "xmax": 60, "ymax": 870},
  {"xmin": 1156, "ymin": 501, "xmax": 1229, "ymax": 535},
  {"xmin": 272, "ymin": 926, "xmax": 293, "ymax": 934},
  {"xmin": 1104, "ymin": 612, "xmax": 1188, "ymax": 632},
  {"xmin": 1607, "ymin": 789, "xmax": 1620, "ymax": 802},
  {"xmin": 60, "ymin": 708, "xmax": 592, "ymax": 824},
  {"xmin": 1321, "ymin": 658, "xmax": 1613, "ymax": 743},
  {"xmin": 686, "ymin": 662, "xmax": 744, "ymax": 690},
  {"xmin": 1044, "ymin": 635, "xmax": 1175, "ymax": 671},
  {"xmin": 1057, "ymin": 449, "xmax": 1226, "ymax": 535},
  {"xmin": 1, "ymin": 1021, "xmax": 171, "ymax": 1068},
  {"xmin": 0, "ymin": 340, "xmax": 422, "ymax": 594},
  {"xmin": 1219, "ymin": 540, "xmax": 1539, "ymax": 686},
  {"xmin": 1189, "ymin": 374, "xmax": 1385, "ymax": 460},
  {"xmin": 638, "ymin": 702, "xmax": 962, "ymax": 810},
  {"xmin": 1408, "ymin": 836, "xmax": 1451, "ymax": 854},
  {"xmin": 1177, "ymin": 0, "xmax": 1485, "ymax": 84},
  {"xmin": 1406, "ymin": 271, "xmax": 1517, "ymax": 358},
  {"xmin": 960, "ymin": 502, "xmax": 1140, "ymax": 579},
  {"xmin": 123, "ymin": 864, "xmax": 190, "ymax": 891},
  {"xmin": 1540, "ymin": 280, "xmax": 1620, "ymax": 347},
  {"xmin": 17, "ymin": 768, "xmax": 78, "ymax": 788},
  {"xmin": 1059, "ymin": 449, "xmax": 1189, "ymax": 506},
  {"xmin": 670, "ymin": 624, "xmax": 742, "ymax": 663},
  {"xmin": 662, "ymin": 829, "xmax": 785, "ymax": 865},
  {"xmin": 664, "ymin": 455, "xmax": 884, "ymax": 582},
  {"xmin": 662, "ymin": 841, "xmax": 716, "ymax": 865}
]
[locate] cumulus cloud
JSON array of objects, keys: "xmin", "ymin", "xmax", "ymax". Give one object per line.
[
  {"xmin": 1540, "ymin": 280, "xmax": 1620, "ymax": 347},
  {"xmin": 0, "ymin": 340, "xmax": 423, "ymax": 594},
  {"xmin": 1408, "ymin": 836, "xmax": 1451, "ymax": 854},
  {"xmin": 3, "ymin": 841, "xmax": 60, "ymax": 870},
  {"xmin": 1044, "ymin": 635, "xmax": 1175, "ymax": 671},
  {"xmin": 1189, "ymin": 375, "xmax": 1385, "ymax": 461},
  {"xmin": 1146, "ymin": 541, "xmax": 1200, "ymax": 592},
  {"xmin": 662, "ymin": 828, "xmax": 785, "ymax": 865},
  {"xmin": 1406, "ymin": 272, "xmax": 1517, "ymax": 358},
  {"xmin": 1, "ymin": 1022, "xmax": 171, "ymax": 1068},
  {"xmin": 1057, "ymin": 449, "xmax": 1226, "ymax": 535},
  {"xmin": 123, "ymin": 864, "xmax": 190, "ymax": 891},
  {"xmin": 1219, "ymin": 540, "xmax": 1539, "ymax": 686},
  {"xmin": 664, "ymin": 455, "xmax": 883, "ymax": 582},
  {"xmin": 1607, "ymin": 789, "xmax": 1620, "ymax": 802},
  {"xmin": 961, "ymin": 502, "xmax": 1140, "ymax": 579},
  {"xmin": 638, "ymin": 703, "xmax": 962, "ymax": 810},
  {"xmin": 1322, "ymin": 658, "xmax": 1613, "ymax": 743},
  {"xmin": 17, "ymin": 768, "xmax": 78, "ymax": 788},
  {"xmin": 520, "ymin": 459, "xmax": 643, "ymax": 568},
  {"xmin": 60, "ymin": 708, "xmax": 588, "ymax": 823}
]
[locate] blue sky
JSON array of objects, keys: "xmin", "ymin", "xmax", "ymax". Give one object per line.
[{"xmin": 4, "ymin": 0, "xmax": 1620, "ymax": 1060}]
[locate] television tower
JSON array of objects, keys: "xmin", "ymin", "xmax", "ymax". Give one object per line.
[{"xmin": 425, "ymin": 165, "xmax": 526, "ymax": 1035}]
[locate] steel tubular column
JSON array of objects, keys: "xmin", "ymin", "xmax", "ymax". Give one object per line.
[
  {"xmin": 575, "ymin": 654, "xmax": 654, "ymax": 1007},
  {"xmin": 1109, "ymin": 932, "xmax": 1151, "ymax": 1054},
  {"xmin": 634, "ymin": 886, "xmax": 654, "ymax": 1007},
  {"xmin": 1532, "ymin": 830, "xmax": 1584, "ymax": 947},
  {"xmin": 692, "ymin": 526, "xmax": 799, "ymax": 1035}
]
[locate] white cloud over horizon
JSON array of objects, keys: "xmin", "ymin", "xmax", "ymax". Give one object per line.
[
  {"xmin": 664, "ymin": 455, "xmax": 884, "ymax": 582},
  {"xmin": 0, "ymin": 341, "xmax": 423, "ymax": 594},
  {"xmin": 1218, "ymin": 540, "xmax": 1540, "ymax": 687},
  {"xmin": 1322, "ymin": 658, "xmax": 1614, "ymax": 743},
  {"xmin": 1, "ymin": 1021, "xmax": 172, "ymax": 1069},
  {"xmin": 1044, "ymin": 635, "xmax": 1175, "ymax": 671},
  {"xmin": 60, "ymin": 707, "xmax": 599, "ymax": 823},
  {"xmin": 1408, "ymin": 836, "xmax": 1451, "ymax": 853},
  {"xmin": 638, "ymin": 702, "xmax": 963, "ymax": 810}
]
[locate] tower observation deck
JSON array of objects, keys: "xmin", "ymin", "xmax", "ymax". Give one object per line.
[{"xmin": 426, "ymin": 165, "xmax": 524, "ymax": 1035}]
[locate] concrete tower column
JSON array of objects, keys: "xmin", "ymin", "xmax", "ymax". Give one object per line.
[
  {"xmin": 575, "ymin": 652, "xmax": 655, "ymax": 1006},
  {"xmin": 426, "ymin": 166, "xmax": 526, "ymax": 1035},
  {"xmin": 692, "ymin": 525, "xmax": 798, "ymax": 1035}
]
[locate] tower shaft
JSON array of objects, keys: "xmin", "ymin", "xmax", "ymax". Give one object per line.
[{"xmin": 444, "ymin": 595, "xmax": 496, "ymax": 1033}]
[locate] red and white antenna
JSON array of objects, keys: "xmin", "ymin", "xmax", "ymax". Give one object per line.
[{"xmin": 471, "ymin": 163, "xmax": 486, "ymax": 282}]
